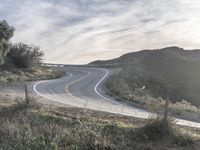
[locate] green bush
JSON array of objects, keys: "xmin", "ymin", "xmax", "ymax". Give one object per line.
[
  {"xmin": 0, "ymin": 20, "xmax": 14, "ymax": 65},
  {"xmin": 8, "ymin": 42, "xmax": 44, "ymax": 69}
]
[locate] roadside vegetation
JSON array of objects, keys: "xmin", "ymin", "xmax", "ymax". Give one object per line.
[
  {"xmin": 0, "ymin": 66, "xmax": 64, "ymax": 85},
  {"xmin": 105, "ymin": 73, "xmax": 200, "ymax": 120},
  {"xmin": 0, "ymin": 96, "xmax": 199, "ymax": 150},
  {"xmin": 0, "ymin": 20, "xmax": 64, "ymax": 84},
  {"xmin": 0, "ymin": 20, "xmax": 14, "ymax": 65}
]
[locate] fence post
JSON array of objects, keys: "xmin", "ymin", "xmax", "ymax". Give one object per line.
[
  {"xmin": 164, "ymin": 97, "xmax": 170, "ymax": 123},
  {"xmin": 25, "ymin": 84, "xmax": 29, "ymax": 104}
]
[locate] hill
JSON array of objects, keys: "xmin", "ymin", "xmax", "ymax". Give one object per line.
[{"xmin": 90, "ymin": 46, "xmax": 200, "ymax": 107}]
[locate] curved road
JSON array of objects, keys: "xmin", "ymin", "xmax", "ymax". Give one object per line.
[{"xmin": 34, "ymin": 66, "xmax": 200, "ymax": 128}]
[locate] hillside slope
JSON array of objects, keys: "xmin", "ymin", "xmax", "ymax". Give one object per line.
[{"xmin": 90, "ymin": 47, "xmax": 200, "ymax": 107}]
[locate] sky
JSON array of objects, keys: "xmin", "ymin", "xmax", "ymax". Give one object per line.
[{"xmin": 1, "ymin": 0, "xmax": 200, "ymax": 64}]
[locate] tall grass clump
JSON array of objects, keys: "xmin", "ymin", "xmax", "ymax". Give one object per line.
[
  {"xmin": 135, "ymin": 114, "xmax": 196, "ymax": 149},
  {"xmin": 137, "ymin": 115, "xmax": 174, "ymax": 141}
]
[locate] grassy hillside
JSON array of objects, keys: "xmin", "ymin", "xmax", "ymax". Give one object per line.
[
  {"xmin": 90, "ymin": 47, "xmax": 200, "ymax": 108},
  {"xmin": 0, "ymin": 96, "xmax": 199, "ymax": 150},
  {"xmin": 0, "ymin": 66, "xmax": 64, "ymax": 85}
]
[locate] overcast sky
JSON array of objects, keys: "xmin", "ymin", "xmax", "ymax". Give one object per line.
[{"xmin": 1, "ymin": 0, "xmax": 200, "ymax": 64}]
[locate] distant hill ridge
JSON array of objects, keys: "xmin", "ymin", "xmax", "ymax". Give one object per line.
[{"xmin": 89, "ymin": 46, "xmax": 200, "ymax": 67}]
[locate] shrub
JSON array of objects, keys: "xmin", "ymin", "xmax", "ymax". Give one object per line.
[
  {"xmin": 8, "ymin": 42, "xmax": 44, "ymax": 69},
  {"xmin": 137, "ymin": 115, "xmax": 174, "ymax": 141},
  {"xmin": 0, "ymin": 20, "xmax": 14, "ymax": 65},
  {"xmin": 170, "ymin": 100, "xmax": 199, "ymax": 115}
]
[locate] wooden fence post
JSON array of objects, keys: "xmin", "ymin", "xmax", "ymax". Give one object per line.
[
  {"xmin": 164, "ymin": 97, "xmax": 170, "ymax": 123},
  {"xmin": 25, "ymin": 84, "xmax": 29, "ymax": 104}
]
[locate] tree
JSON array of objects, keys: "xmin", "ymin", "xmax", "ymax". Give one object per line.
[
  {"xmin": 0, "ymin": 20, "xmax": 14, "ymax": 65},
  {"xmin": 8, "ymin": 43, "xmax": 44, "ymax": 68}
]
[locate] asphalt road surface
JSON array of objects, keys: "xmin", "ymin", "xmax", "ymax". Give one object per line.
[{"xmin": 34, "ymin": 66, "xmax": 200, "ymax": 128}]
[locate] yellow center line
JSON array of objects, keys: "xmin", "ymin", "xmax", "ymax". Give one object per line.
[{"xmin": 64, "ymin": 70, "xmax": 91, "ymax": 98}]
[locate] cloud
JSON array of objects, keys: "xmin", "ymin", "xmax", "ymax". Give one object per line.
[{"xmin": 0, "ymin": 0, "xmax": 200, "ymax": 64}]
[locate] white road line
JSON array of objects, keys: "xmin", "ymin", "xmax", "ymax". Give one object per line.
[
  {"xmin": 33, "ymin": 72, "xmax": 73, "ymax": 101},
  {"xmin": 93, "ymin": 68, "xmax": 121, "ymax": 105}
]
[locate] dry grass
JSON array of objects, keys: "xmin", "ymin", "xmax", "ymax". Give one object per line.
[
  {"xmin": 0, "ymin": 66, "xmax": 65, "ymax": 85},
  {"xmin": 0, "ymin": 96, "xmax": 200, "ymax": 150}
]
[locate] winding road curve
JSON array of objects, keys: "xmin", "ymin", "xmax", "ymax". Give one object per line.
[{"xmin": 33, "ymin": 66, "xmax": 200, "ymax": 128}]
